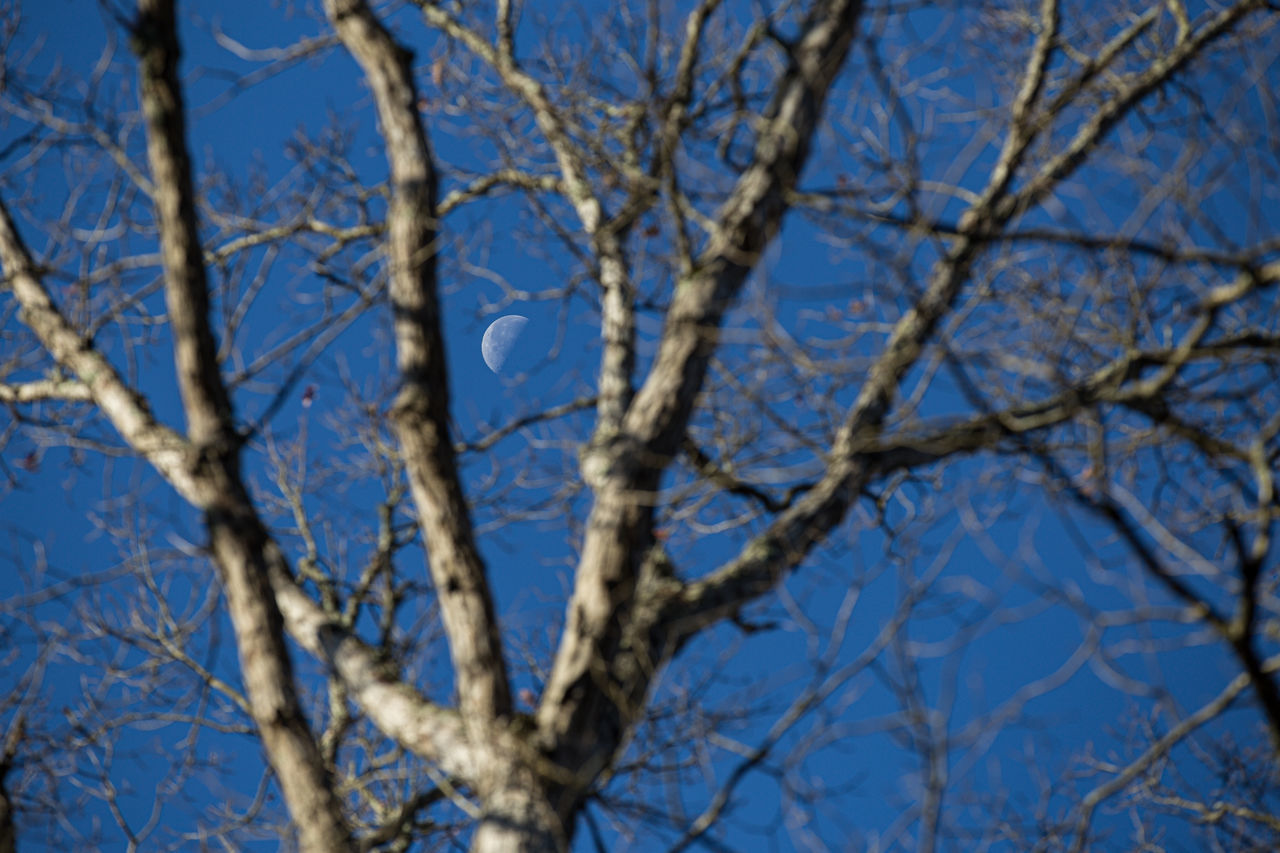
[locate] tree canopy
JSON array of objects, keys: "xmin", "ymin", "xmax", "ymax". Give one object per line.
[{"xmin": 2, "ymin": 0, "xmax": 1279, "ymax": 850}]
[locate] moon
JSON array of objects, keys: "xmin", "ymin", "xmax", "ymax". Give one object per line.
[{"xmin": 481, "ymin": 315, "xmax": 530, "ymax": 374}]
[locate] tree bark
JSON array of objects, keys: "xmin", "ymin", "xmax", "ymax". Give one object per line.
[
  {"xmin": 132, "ymin": 2, "xmax": 354, "ymax": 849},
  {"xmin": 323, "ymin": 0, "xmax": 513, "ymax": 732},
  {"xmin": 470, "ymin": 779, "xmax": 567, "ymax": 853}
]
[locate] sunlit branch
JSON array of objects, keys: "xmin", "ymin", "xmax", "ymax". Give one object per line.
[
  {"xmin": 680, "ymin": 437, "xmax": 810, "ymax": 514},
  {"xmin": 264, "ymin": 555, "xmax": 486, "ymax": 784},
  {"xmin": 132, "ymin": 1, "xmax": 354, "ymax": 848},
  {"xmin": 440, "ymin": 170, "xmax": 563, "ymax": 215},
  {"xmin": 537, "ymin": 0, "xmax": 869, "ymax": 801},
  {"xmin": 0, "ymin": 197, "xmax": 196, "ymax": 498},
  {"xmin": 323, "ymin": 0, "xmax": 513, "ymax": 732},
  {"xmin": 653, "ymin": 0, "xmax": 1274, "ymax": 652},
  {"xmin": 456, "ymin": 395, "xmax": 597, "ymax": 454},
  {"xmin": 0, "ymin": 378, "xmax": 92, "ymax": 402},
  {"xmin": 999, "ymin": 0, "xmax": 1268, "ymax": 224}
]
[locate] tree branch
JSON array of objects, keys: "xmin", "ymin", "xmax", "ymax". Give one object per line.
[
  {"xmin": 536, "ymin": 0, "xmax": 869, "ymax": 805},
  {"xmin": 132, "ymin": 2, "xmax": 354, "ymax": 848},
  {"xmin": 0, "ymin": 198, "xmax": 195, "ymax": 498},
  {"xmin": 413, "ymin": 0, "xmax": 639, "ymax": 441},
  {"xmin": 1069, "ymin": 656, "xmax": 1280, "ymax": 853},
  {"xmin": 0, "ymin": 378, "xmax": 92, "ymax": 403},
  {"xmin": 999, "ymin": 0, "xmax": 1268, "ymax": 224},
  {"xmin": 653, "ymin": 0, "xmax": 1271, "ymax": 649},
  {"xmin": 264, "ymin": 554, "xmax": 486, "ymax": 784},
  {"xmin": 324, "ymin": 0, "xmax": 511, "ymax": 729}
]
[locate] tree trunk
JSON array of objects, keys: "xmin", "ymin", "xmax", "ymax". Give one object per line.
[{"xmin": 470, "ymin": 783, "xmax": 568, "ymax": 853}]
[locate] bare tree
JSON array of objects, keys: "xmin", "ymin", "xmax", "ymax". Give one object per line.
[{"xmin": 2, "ymin": 0, "xmax": 1278, "ymax": 850}]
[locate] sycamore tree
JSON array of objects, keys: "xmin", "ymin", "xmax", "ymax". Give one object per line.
[{"xmin": 2, "ymin": 0, "xmax": 1279, "ymax": 850}]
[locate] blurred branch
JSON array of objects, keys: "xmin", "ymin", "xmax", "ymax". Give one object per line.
[
  {"xmin": 0, "ymin": 711, "xmax": 22, "ymax": 853},
  {"xmin": 0, "ymin": 197, "xmax": 196, "ymax": 494},
  {"xmin": 1070, "ymin": 655, "xmax": 1280, "ymax": 853},
  {"xmin": 456, "ymin": 395, "xmax": 596, "ymax": 454},
  {"xmin": 655, "ymin": 0, "xmax": 1274, "ymax": 646},
  {"xmin": 0, "ymin": 378, "xmax": 92, "ymax": 402}
]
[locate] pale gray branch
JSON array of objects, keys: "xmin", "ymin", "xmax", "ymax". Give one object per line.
[{"xmin": 0, "ymin": 378, "xmax": 92, "ymax": 403}]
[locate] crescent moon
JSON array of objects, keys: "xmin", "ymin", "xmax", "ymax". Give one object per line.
[{"xmin": 481, "ymin": 315, "xmax": 530, "ymax": 374}]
